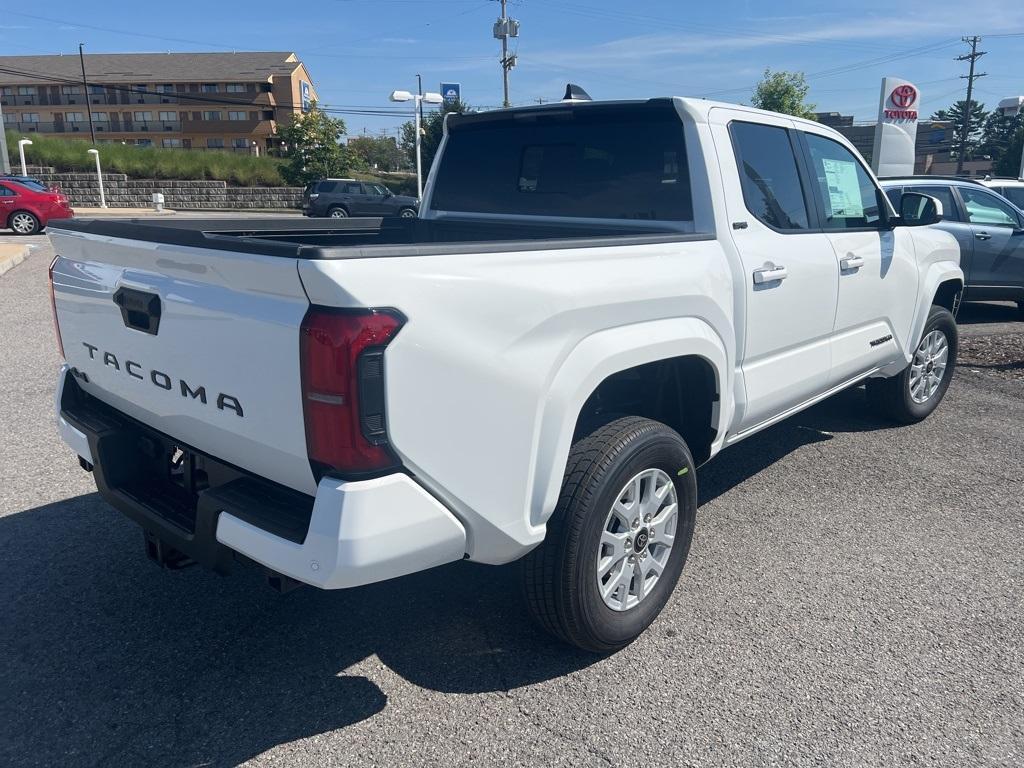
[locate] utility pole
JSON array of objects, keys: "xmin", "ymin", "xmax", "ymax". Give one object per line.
[
  {"xmin": 79, "ymin": 43, "xmax": 97, "ymax": 145},
  {"xmin": 955, "ymin": 36, "xmax": 986, "ymax": 174},
  {"xmin": 0, "ymin": 100, "xmax": 11, "ymax": 174},
  {"xmin": 493, "ymin": 0, "xmax": 519, "ymax": 108}
]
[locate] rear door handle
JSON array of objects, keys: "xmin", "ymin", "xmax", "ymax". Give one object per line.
[
  {"xmin": 752, "ymin": 264, "xmax": 788, "ymax": 284},
  {"xmin": 975, "ymin": 232, "xmax": 992, "ymax": 240},
  {"xmin": 840, "ymin": 255, "xmax": 866, "ymax": 270}
]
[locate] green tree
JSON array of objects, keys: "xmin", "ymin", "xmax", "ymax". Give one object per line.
[
  {"xmin": 750, "ymin": 69, "xmax": 817, "ymax": 120},
  {"xmin": 400, "ymin": 100, "xmax": 470, "ymax": 175},
  {"xmin": 993, "ymin": 125, "xmax": 1024, "ymax": 178},
  {"xmin": 277, "ymin": 102, "xmax": 353, "ymax": 185},
  {"xmin": 931, "ymin": 100, "xmax": 989, "ymax": 161},
  {"xmin": 980, "ymin": 110, "xmax": 1023, "ymax": 167},
  {"xmin": 347, "ymin": 134, "xmax": 409, "ymax": 172}
]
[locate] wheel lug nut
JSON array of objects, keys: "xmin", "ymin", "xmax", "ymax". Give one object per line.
[
  {"xmin": 644, "ymin": 515, "xmax": 651, "ymax": 523},
  {"xmin": 632, "ymin": 518, "xmax": 639, "ymax": 529}
]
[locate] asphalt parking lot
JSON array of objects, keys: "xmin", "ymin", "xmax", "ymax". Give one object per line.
[{"xmin": 1, "ymin": 237, "xmax": 1022, "ymax": 767}]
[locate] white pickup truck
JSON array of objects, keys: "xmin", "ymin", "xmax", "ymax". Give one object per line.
[{"xmin": 48, "ymin": 97, "xmax": 963, "ymax": 651}]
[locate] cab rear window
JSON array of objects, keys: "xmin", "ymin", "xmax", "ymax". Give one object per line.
[{"xmin": 431, "ymin": 102, "xmax": 693, "ymax": 222}]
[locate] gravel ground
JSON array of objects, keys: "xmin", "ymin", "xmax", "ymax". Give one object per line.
[{"xmin": 1, "ymin": 240, "xmax": 1022, "ymax": 768}]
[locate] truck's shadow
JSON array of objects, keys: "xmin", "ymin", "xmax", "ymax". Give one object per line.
[{"xmin": 1, "ymin": 386, "xmax": 889, "ymax": 767}]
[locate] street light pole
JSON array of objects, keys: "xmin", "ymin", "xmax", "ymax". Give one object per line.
[
  {"xmin": 17, "ymin": 139, "xmax": 33, "ymax": 176},
  {"xmin": 87, "ymin": 148, "xmax": 106, "ymax": 208},
  {"xmin": 390, "ymin": 88, "xmax": 443, "ymax": 199}
]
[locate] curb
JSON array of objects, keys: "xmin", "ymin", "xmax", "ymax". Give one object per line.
[{"xmin": 0, "ymin": 244, "xmax": 31, "ymax": 277}]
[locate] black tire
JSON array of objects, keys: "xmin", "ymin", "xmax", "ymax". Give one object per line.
[
  {"xmin": 399, "ymin": 207, "xmax": 417, "ymax": 219},
  {"xmin": 327, "ymin": 206, "xmax": 348, "ymax": 218},
  {"xmin": 1017, "ymin": 300, "xmax": 1024, "ymax": 319},
  {"xmin": 521, "ymin": 416, "xmax": 697, "ymax": 653},
  {"xmin": 9, "ymin": 210, "xmax": 40, "ymax": 235},
  {"xmin": 867, "ymin": 304, "xmax": 958, "ymax": 424}
]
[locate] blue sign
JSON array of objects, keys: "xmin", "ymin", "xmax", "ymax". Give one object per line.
[
  {"xmin": 440, "ymin": 82, "xmax": 461, "ymax": 105},
  {"xmin": 301, "ymin": 81, "xmax": 312, "ymax": 112}
]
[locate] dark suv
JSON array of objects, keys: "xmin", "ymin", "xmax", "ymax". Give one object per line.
[{"xmin": 302, "ymin": 179, "xmax": 419, "ymax": 219}]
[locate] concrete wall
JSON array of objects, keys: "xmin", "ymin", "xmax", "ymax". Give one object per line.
[{"xmin": 28, "ymin": 166, "xmax": 301, "ymax": 209}]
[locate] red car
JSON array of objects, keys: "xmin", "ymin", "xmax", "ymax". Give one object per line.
[{"xmin": 0, "ymin": 177, "xmax": 74, "ymax": 235}]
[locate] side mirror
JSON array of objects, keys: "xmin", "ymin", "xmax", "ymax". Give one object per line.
[{"xmin": 898, "ymin": 192, "xmax": 943, "ymax": 226}]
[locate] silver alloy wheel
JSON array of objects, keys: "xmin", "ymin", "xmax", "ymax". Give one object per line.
[
  {"xmin": 10, "ymin": 212, "xmax": 37, "ymax": 234},
  {"xmin": 597, "ymin": 467, "xmax": 678, "ymax": 612},
  {"xmin": 329, "ymin": 208, "xmax": 348, "ymax": 218},
  {"xmin": 909, "ymin": 329, "xmax": 949, "ymax": 404}
]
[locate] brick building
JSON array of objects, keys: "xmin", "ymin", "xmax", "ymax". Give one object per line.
[{"xmin": 0, "ymin": 51, "xmax": 317, "ymax": 153}]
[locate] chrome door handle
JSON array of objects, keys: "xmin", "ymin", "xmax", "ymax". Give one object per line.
[
  {"xmin": 975, "ymin": 232, "xmax": 991, "ymax": 240},
  {"xmin": 752, "ymin": 264, "xmax": 788, "ymax": 284},
  {"xmin": 840, "ymin": 255, "xmax": 865, "ymax": 270}
]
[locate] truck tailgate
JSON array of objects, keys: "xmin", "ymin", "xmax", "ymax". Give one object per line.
[{"xmin": 49, "ymin": 228, "xmax": 315, "ymax": 495}]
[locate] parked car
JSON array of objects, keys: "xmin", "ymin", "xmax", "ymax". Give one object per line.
[
  {"xmin": 980, "ymin": 177, "xmax": 1024, "ymax": 210},
  {"xmin": 48, "ymin": 96, "xmax": 962, "ymax": 651},
  {"xmin": 302, "ymin": 178, "xmax": 419, "ymax": 219},
  {"xmin": 0, "ymin": 178, "xmax": 73, "ymax": 235},
  {"xmin": 881, "ymin": 177, "xmax": 1024, "ymax": 314}
]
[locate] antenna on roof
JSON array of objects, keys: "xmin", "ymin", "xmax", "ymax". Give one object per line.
[{"xmin": 562, "ymin": 83, "xmax": 591, "ymax": 103}]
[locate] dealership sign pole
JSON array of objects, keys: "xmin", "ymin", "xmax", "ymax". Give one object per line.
[{"xmin": 870, "ymin": 78, "xmax": 920, "ymax": 178}]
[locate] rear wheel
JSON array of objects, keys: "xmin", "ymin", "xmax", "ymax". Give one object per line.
[
  {"xmin": 327, "ymin": 206, "xmax": 348, "ymax": 218},
  {"xmin": 867, "ymin": 305, "xmax": 957, "ymax": 423},
  {"xmin": 9, "ymin": 211, "xmax": 40, "ymax": 235},
  {"xmin": 521, "ymin": 416, "xmax": 697, "ymax": 652}
]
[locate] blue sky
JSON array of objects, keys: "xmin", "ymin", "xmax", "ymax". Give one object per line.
[{"xmin": 2, "ymin": 0, "xmax": 1022, "ymax": 137}]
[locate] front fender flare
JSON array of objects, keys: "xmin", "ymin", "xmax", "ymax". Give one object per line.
[{"xmin": 900, "ymin": 261, "xmax": 963, "ymax": 365}]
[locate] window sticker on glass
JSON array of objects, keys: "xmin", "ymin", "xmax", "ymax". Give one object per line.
[{"xmin": 821, "ymin": 158, "xmax": 864, "ymax": 219}]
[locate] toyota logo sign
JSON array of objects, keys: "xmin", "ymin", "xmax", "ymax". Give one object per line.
[
  {"xmin": 884, "ymin": 83, "xmax": 919, "ymax": 121},
  {"xmin": 891, "ymin": 84, "xmax": 917, "ymax": 108}
]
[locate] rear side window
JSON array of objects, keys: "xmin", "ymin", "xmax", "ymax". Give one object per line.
[
  {"xmin": 0, "ymin": 184, "xmax": 16, "ymax": 197},
  {"xmin": 905, "ymin": 186, "xmax": 958, "ymax": 222},
  {"xmin": 431, "ymin": 103, "xmax": 692, "ymax": 221},
  {"xmin": 316, "ymin": 181, "xmax": 338, "ymax": 193},
  {"xmin": 729, "ymin": 122, "xmax": 809, "ymax": 231}
]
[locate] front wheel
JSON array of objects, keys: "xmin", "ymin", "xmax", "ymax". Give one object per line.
[
  {"xmin": 399, "ymin": 208, "xmax": 417, "ymax": 219},
  {"xmin": 9, "ymin": 211, "xmax": 40, "ymax": 235},
  {"xmin": 521, "ymin": 416, "xmax": 697, "ymax": 652},
  {"xmin": 327, "ymin": 206, "xmax": 348, "ymax": 218},
  {"xmin": 867, "ymin": 304, "xmax": 957, "ymax": 424}
]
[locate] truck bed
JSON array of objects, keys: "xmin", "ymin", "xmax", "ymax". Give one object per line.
[{"xmin": 48, "ymin": 216, "xmax": 709, "ymax": 259}]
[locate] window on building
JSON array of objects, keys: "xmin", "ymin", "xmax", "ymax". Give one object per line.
[
  {"xmin": 729, "ymin": 121, "xmax": 809, "ymax": 231},
  {"xmin": 202, "ymin": 111, "xmax": 221, "ymax": 121},
  {"xmin": 232, "ymin": 138, "xmax": 249, "ymax": 149},
  {"xmin": 137, "ymin": 138, "xmax": 153, "ymax": 147},
  {"xmin": 66, "ymin": 112, "xmax": 85, "ymax": 122},
  {"xmin": 162, "ymin": 138, "xmax": 182, "ymax": 148},
  {"xmin": 207, "ymin": 137, "xmax": 225, "ymax": 148},
  {"xmin": 133, "ymin": 84, "xmax": 147, "ymax": 92},
  {"xmin": 158, "ymin": 111, "xmax": 178, "ymax": 121},
  {"xmin": 93, "ymin": 112, "xmax": 109, "ymax": 122},
  {"xmin": 157, "ymin": 84, "xmax": 174, "ymax": 93},
  {"xmin": 0, "ymin": 86, "xmax": 12, "ymax": 96},
  {"xmin": 227, "ymin": 111, "xmax": 247, "ymax": 121},
  {"xmin": 61, "ymin": 85, "xmax": 81, "ymax": 95},
  {"xmin": 226, "ymin": 83, "xmax": 246, "ymax": 93},
  {"xmin": 202, "ymin": 83, "xmax": 218, "ymax": 93},
  {"xmin": 22, "ymin": 113, "xmax": 40, "ymax": 123},
  {"xmin": 17, "ymin": 86, "xmax": 36, "ymax": 96},
  {"xmin": 89, "ymin": 85, "xmax": 105, "ymax": 95},
  {"xmin": 133, "ymin": 111, "xmax": 153, "ymax": 122}
]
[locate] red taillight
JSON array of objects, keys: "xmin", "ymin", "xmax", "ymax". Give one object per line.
[
  {"xmin": 48, "ymin": 256, "xmax": 65, "ymax": 359},
  {"xmin": 300, "ymin": 307, "xmax": 404, "ymax": 479}
]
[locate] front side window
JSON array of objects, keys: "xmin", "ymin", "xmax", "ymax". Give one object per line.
[
  {"xmin": 730, "ymin": 121, "xmax": 809, "ymax": 231},
  {"xmin": 959, "ymin": 187, "xmax": 1022, "ymax": 227},
  {"xmin": 432, "ymin": 103, "xmax": 693, "ymax": 221},
  {"xmin": 368, "ymin": 183, "xmax": 387, "ymax": 196},
  {"xmin": 804, "ymin": 133, "xmax": 882, "ymax": 229},
  {"xmin": 344, "ymin": 182, "xmax": 362, "ymax": 194},
  {"xmin": 905, "ymin": 186, "xmax": 958, "ymax": 222}
]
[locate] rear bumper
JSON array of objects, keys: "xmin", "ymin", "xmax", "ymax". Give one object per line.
[{"xmin": 55, "ymin": 365, "xmax": 466, "ymax": 589}]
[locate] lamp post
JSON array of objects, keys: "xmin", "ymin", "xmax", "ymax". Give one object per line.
[
  {"xmin": 87, "ymin": 148, "xmax": 107, "ymax": 209},
  {"xmin": 17, "ymin": 139, "xmax": 33, "ymax": 176},
  {"xmin": 389, "ymin": 88, "xmax": 443, "ymax": 199}
]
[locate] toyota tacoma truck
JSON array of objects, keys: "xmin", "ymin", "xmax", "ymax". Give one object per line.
[{"xmin": 48, "ymin": 97, "xmax": 963, "ymax": 652}]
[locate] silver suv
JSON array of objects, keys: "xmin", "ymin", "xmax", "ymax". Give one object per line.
[{"xmin": 882, "ymin": 177, "xmax": 1024, "ymax": 315}]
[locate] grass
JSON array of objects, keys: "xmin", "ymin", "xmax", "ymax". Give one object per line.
[{"xmin": 5, "ymin": 130, "xmax": 287, "ymax": 187}]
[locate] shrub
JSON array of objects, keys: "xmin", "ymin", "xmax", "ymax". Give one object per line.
[{"xmin": 4, "ymin": 130, "xmax": 288, "ymax": 186}]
